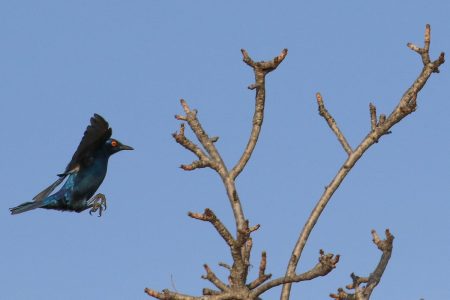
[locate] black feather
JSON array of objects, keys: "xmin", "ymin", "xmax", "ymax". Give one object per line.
[{"xmin": 64, "ymin": 114, "xmax": 112, "ymax": 173}]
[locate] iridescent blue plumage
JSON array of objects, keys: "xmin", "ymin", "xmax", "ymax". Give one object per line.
[{"xmin": 10, "ymin": 114, "xmax": 133, "ymax": 216}]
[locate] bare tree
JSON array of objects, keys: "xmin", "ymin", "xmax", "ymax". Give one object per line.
[{"xmin": 145, "ymin": 25, "xmax": 445, "ymax": 300}]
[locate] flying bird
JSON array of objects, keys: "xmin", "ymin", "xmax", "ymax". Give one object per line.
[{"xmin": 10, "ymin": 114, "xmax": 133, "ymax": 216}]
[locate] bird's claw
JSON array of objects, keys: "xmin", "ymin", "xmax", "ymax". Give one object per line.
[{"xmin": 88, "ymin": 193, "xmax": 107, "ymax": 217}]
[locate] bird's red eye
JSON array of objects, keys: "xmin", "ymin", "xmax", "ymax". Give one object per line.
[{"xmin": 111, "ymin": 140, "xmax": 118, "ymax": 147}]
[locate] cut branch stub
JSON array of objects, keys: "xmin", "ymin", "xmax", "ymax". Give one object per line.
[
  {"xmin": 259, "ymin": 251, "xmax": 267, "ymax": 277},
  {"xmin": 369, "ymin": 103, "xmax": 377, "ymax": 131}
]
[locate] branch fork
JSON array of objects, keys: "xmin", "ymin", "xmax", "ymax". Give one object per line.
[
  {"xmin": 188, "ymin": 208, "xmax": 234, "ymax": 247},
  {"xmin": 247, "ymin": 251, "xmax": 271, "ymax": 289},
  {"xmin": 249, "ymin": 250, "xmax": 339, "ymax": 298},
  {"xmin": 281, "ymin": 24, "xmax": 444, "ymax": 300},
  {"xmin": 329, "ymin": 230, "xmax": 394, "ymax": 300}
]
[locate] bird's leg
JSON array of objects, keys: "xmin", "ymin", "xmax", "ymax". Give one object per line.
[{"xmin": 87, "ymin": 193, "xmax": 107, "ymax": 217}]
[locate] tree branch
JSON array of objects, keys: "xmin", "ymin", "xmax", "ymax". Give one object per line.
[
  {"xmin": 230, "ymin": 48, "xmax": 288, "ymax": 180},
  {"xmin": 172, "ymin": 123, "xmax": 213, "ymax": 171},
  {"xmin": 281, "ymin": 24, "xmax": 444, "ymax": 300},
  {"xmin": 148, "ymin": 24, "xmax": 443, "ymax": 300},
  {"xmin": 177, "ymin": 99, "xmax": 226, "ymax": 171},
  {"xmin": 252, "ymin": 250, "xmax": 339, "ymax": 297},
  {"xmin": 369, "ymin": 103, "xmax": 377, "ymax": 131},
  {"xmin": 144, "ymin": 288, "xmax": 201, "ymax": 300},
  {"xmin": 329, "ymin": 229, "xmax": 394, "ymax": 300},
  {"xmin": 247, "ymin": 251, "xmax": 272, "ymax": 289},
  {"xmin": 174, "ymin": 98, "xmax": 247, "ymax": 235},
  {"xmin": 202, "ymin": 264, "xmax": 230, "ymax": 292},
  {"xmin": 152, "ymin": 50, "xmax": 286, "ymax": 299},
  {"xmin": 188, "ymin": 208, "xmax": 235, "ymax": 247},
  {"xmin": 316, "ymin": 92, "xmax": 353, "ymax": 155}
]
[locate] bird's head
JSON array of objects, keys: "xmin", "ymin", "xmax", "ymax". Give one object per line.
[{"xmin": 104, "ymin": 138, "xmax": 134, "ymax": 155}]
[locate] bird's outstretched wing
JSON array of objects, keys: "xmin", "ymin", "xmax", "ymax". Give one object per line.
[
  {"xmin": 63, "ymin": 114, "xmax": 112, "ymax": 174},
  {"xmin": 30, "ymin": 114, "xmax": 111, "ymax": 203}
]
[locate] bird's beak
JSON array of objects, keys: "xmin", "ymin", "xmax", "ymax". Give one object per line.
[{"xmin": 119, "ymin": 144, "xmax": 134, "ymax": 151}]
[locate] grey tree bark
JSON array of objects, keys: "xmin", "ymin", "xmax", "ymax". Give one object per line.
[{"xmin": 145, "ymin": 24, "xmax": 445, "ymax": 300}]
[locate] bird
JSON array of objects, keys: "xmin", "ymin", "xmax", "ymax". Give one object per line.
[{"xmin": 10, "ymin": 114, "xmax": 133, "ymax": 216}]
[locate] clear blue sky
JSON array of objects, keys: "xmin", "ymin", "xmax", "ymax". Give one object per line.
[{"xmin": 1, "ymin": 1, "xmax": 449, "ymax": 299}]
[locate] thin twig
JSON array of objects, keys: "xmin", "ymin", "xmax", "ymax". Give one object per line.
[
  {"xmin": 316, "ymin": 92, "xmax": 353, "ymax": 155},
  {"xmin": 247, "ymin": 251, "xmax": 272, "ymax": 289},
  {"xmin": 144, "ymin": 288, "xmax": 200, "ymax": 300},
  {"xmin": 179, "ymin": 99, "xmax": 226, "ymax": 169},
  {"xmin": 188, "ymin": 209, "xmax": 235, "ymax": 247},
  {"xmin": 202, "ymin": 264, "xmax": 230, "ymax": 292},
  {"xmin": 369, "ymin": 103, "xmax": 377, "ymax": 131},
  {"xmin": 172, "ymin": 123, "xmax": 213, "ymax": 171},
  {"xmin": 252, "ymin": 250, "xmax": 339, "ymax": 297},
  {"xmin": 218, "ymin": 262, "xmax": 231, "ymax": 270}
]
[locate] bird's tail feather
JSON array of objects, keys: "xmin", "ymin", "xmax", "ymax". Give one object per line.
[
  {"xmin": 10, "ymin": 201, "xmax": 46, "ymax": 215},
  {"xmin": 10, "ymin": 176, "xmax": 66, "ymax": 215},
  {"xmin": 32, "ymin": 175, "xmax": 66, "ymax": 202}
]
